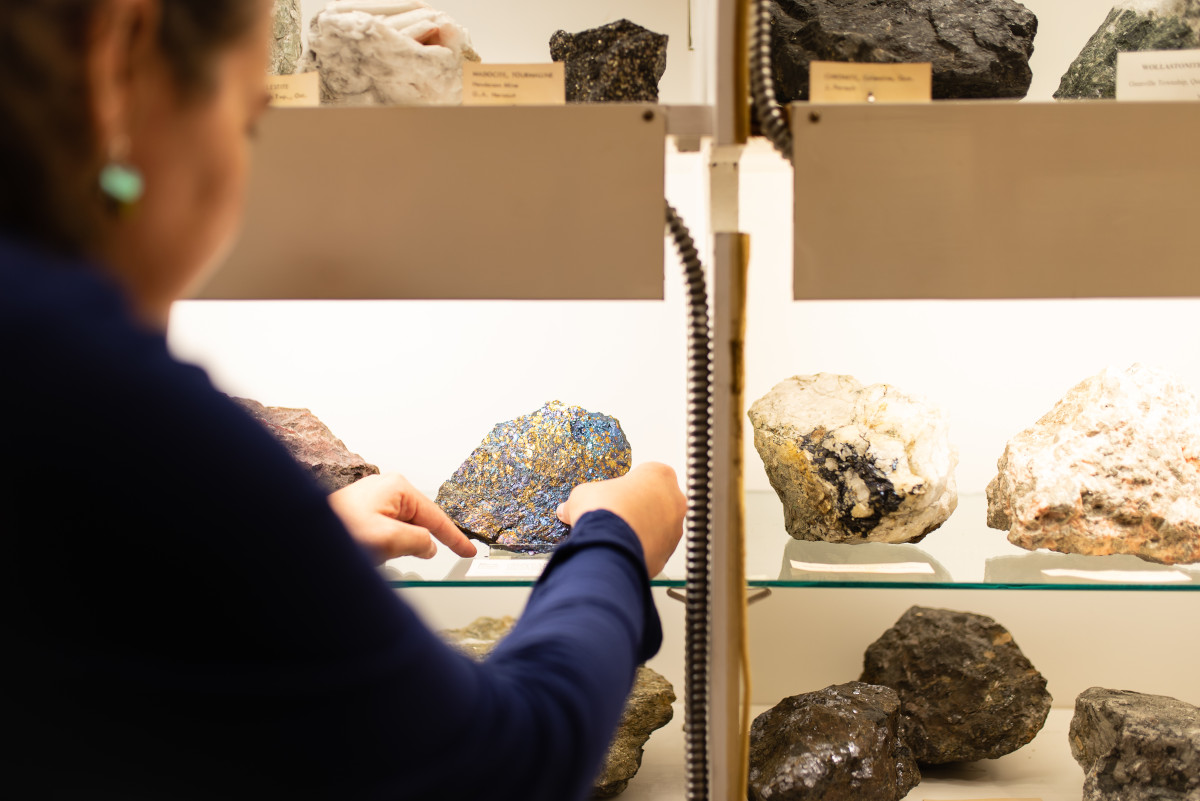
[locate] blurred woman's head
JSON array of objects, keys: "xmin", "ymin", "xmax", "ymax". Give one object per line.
[{"xmin": 0, "ymin": 0, "xmax": 272, "ymax": 326}]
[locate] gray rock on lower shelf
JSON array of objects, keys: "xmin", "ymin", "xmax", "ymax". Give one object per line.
[
  {"xmin": 987, "ymin": 364, "xmax": 1200, "ymax": 566},
  {"xmin": 767, "ymin": 0, "xmax": 1038, "ymax": 101},
  {"xmin": 550, "ymin": 19, "xmax": 668, "ymax": 102},
  {"xmin": 1056, "ymin": 0, "xmax": 1200, "ymax": 99},
  {"xmin": 231, "ymin": 397, "xmax": 379, "ymax": 492},
  {"xmin": 442, "ymin": 617, "xmax": 675, "ymax": 797},
  {"xmin": 749, "ymin": 373, "xmax": 958, "ymax": 545},
  {"xmin": 1071, "ymin": 687, "xmax": 1200, "ymax": 801},
  {"xmin": 749, "ymin": 681, "xmax": 920, "ymax": 801},
  {"xmin": 861, "ymin": 606, "xmax": 1052, "ymax": 765}
]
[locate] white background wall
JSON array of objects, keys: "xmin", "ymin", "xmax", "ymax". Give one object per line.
[{"xmin": 172, "ymin": 1, "xmax": 1200, "ymax": 705}]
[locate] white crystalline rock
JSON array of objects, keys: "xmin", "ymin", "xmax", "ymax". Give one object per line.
[
  {"xmin": 987, "ymin": 364, "xmax": 1200, "ymax": 565},
  {"xmin": 301, "ymin": 0, "xmax": 480, "ymax": 105},
  {"xmin": 749, "ymin": 374, "xmax": 958, "ymax": 545}
]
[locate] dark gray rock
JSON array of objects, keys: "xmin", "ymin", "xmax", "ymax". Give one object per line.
[
  {"xmin": 231, "ymin": 397, "xmax": 379, "ymax": 492},
  {"xmin": 861, "ymin": 606, "xmax": 1051, "ymax": 764},
  {"xmin": 269, "ymin": 0, "xmax": 303, "ymax": 76},
  {"xmin": 441, "ymin": 616, "xmax": 675, "ymax": 798},
  {"xmin": 749, "ymin": 681, "xmax": 920, "ymax": 801},
  {"xmin": 767, "ymin": 0, "xmax": 1037, "ymax": 101},
  {"xmin": 1071, "ymin": 687, "xmax": 1200, "ymax": 801},
  {"xmin": 436, "ymin": 401, "xmax": 631, "ymax": 554},
  {"xmin": 550, "ymin": 19, "xmax": 668, "ymax": 102},
  {"xmin": 1055, "ymin": 1, "xmax": 1200, "ymax": 99}
]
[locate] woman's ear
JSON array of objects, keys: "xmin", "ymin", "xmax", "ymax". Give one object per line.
[{"xmin": 85, "ymin": 0, "xmax": 162, "ymax": 156}]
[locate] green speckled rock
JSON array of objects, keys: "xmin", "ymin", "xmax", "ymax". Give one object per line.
[
  {"xmin": 270, "ymin": 0, "xmax": 303, "ymax": 76},
  {"xmin": 1055, "ymin": 1, "xmax": 1200, "ymax": 99}
]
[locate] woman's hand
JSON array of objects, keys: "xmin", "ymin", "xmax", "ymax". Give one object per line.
[
  {"xmin": 556, "ymin": 463, "xmax": 686, "ymax": 577},
  {"xmin": 328, "ymin": 473, "xmax": 478, "ymax": 564}
]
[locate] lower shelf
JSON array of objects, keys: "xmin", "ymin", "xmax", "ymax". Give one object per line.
[{"xmin": 619, "ymin": 706, "xmax": 1083, "ymax": 800}]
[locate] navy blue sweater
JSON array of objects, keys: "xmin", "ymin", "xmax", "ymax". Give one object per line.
[{"xmin": 0, "ymin": 238, "xmax": 662, "ymax": 799}]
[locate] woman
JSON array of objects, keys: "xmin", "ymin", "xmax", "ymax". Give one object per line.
[{"xmin": 0, "ymin": 2, "xmax": 686, "ymax": 798}]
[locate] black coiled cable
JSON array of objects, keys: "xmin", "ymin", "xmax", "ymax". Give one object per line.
[
  {"xmin": 665, "ymin": 202, "xmax": 713, "ymax": 801},
  {"xmin": 750, "ymin": 0, "xmax": 794, "ymax": 162}
]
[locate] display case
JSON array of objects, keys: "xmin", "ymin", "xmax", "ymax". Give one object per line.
[
  {"xmin": 735, "ymin": 0, "xmax": 1200, "ymax": 798},
  {"xmin": 172, "ymin": 1, "xmax": 1200, "ymax": 798}
]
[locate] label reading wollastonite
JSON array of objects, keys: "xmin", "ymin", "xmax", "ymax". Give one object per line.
[
  {"xmin": 809, "ymin": 61, "xmax": 932, "ymax": 104},
  {"xmin": 463, "ymin": 63, "xmax": 565, "ymax": 106},
  {"xmin": 1117, "ymin": 49, "xmax": 1200, "ymax": 101}
]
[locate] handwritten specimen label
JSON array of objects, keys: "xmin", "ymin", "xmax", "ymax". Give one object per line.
[
  {"xmin": 463, "ymin": 63, "xmax": 565, "ymax": 106},
  {"xmin": 1117, "ymin": 49, "xmax": 1200, "ymax": 100},
  {"xmin": 268, "ymin": 72, "xmax": 320, "ymax": 107},
  {"xmin": 809, "ymin": 61, "xmax": 932, "ymax": 104}
]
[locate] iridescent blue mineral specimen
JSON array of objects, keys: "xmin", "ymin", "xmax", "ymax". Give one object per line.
[{"xmin": 436, "ymin": 401, "xmax": 632, "ymax": 554}]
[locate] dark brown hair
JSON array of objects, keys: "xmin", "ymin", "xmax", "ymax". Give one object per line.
[{"xmin": 0, "ymin": 1, "xmax": 263, "ymax": 256}]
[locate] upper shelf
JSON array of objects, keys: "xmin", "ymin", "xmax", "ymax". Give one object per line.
[
  {"xmin": 192, "ymin": 105, "xmax": 668, "ymax": 301},
  {"xmin": 789, "ymin": 100, "xmax": 1200, "ymax": 301},
  {"xmin": 746, "ymin": 490, "xmax": 1200, "ymax": 590}
]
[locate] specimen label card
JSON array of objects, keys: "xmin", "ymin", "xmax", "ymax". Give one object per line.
[
  {"xmin": 792, "ymin": 560, "xmax": 936, "ymax": 575},
  {"xmin": 465, "ymin": 559, "xmax": 547, "ymax": 579},
  {"xmin": 267, "ymin": 72, "xmax": 320, "ymax": 107},
  {"xmin": 1117, "ymin": 49, "xmax": 1200, "ymax": 100},
  {"xmin": 808, "ymin": 61, "xmax": 932, "ymax": 104},
  {"xmin": 462, "ymin": 63, "xmax": 565, "ymax": 106}
]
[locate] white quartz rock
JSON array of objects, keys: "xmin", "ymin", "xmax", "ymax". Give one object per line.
[
  {"xmin": 749, "ymin": 374, "xmax": 958, "ymax": 544},
  {"xmin": 300, "ymin": 0, "xmax": 480, "ymax": 106},
  {"xmin": 987, "ymin": 364, "xmax": 1200, "ymax": 565}
]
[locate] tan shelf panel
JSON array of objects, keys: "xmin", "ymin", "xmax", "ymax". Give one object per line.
[
  {"xmin": 790, "ymin": 101, "xmax": 1200, "ymax": 300},
  {"xmin": 195, "ymin": 104, "xmax": 667, "ymax": 301}
]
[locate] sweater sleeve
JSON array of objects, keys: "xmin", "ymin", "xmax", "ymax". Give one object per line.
[{"xmin": 1, "ymin": 244, "xmax": 664, "ymax": 801}]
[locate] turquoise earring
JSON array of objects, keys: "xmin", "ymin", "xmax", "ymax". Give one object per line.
[{"xmin": 99, "ymin": 135, "xmax": 144, "ymax": 210}]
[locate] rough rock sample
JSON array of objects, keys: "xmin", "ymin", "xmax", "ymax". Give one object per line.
[
  {"xmin": 1056, "ymin": 0, "xmax": 1200, "ymax": 99},
  {"xmin": 862, "ymin": 606, "xmax": 1051, "ymax": 764},
  {"xmin": 550, "ymin": 19, "xmax": 668, "ymax": 102},
  {"xmin": 749, "ymin": 373, "xmax": 957, "ymax": 545},
  {"xmin": 441, "ymin": 616, "xmax": 675, "ymax": 798},
  {"xmin": 593, "ymin": 668, "xmax": 676, "ymax": 797},
  {"xmin": 270, "ymin": 0, "xmax": 303, "ymax": 76},
  {"xmin": 767, "ymin": 0, "xmax": 1038, "ymax": 102},
  {"xmin": 436, "ymin": 401, "xmax": 632, "ymax": 554},
  {"xmin": 749, "ymin": 681, "xmax": 920, "ymax": 801},
  {"xmin": 232, "ymin": 397, "xmax": 379, "ymax": 492},
  {"xmin": 300, "ymin": 0, "xmax": 481, "ymax": 105},
  {"xmin": 987, "ymin": 364, "xmax": 1200, "ymax": 566},
  {"xmin": 1071, "ymin": 687, "xmax": 1200, "ymax": 801}
]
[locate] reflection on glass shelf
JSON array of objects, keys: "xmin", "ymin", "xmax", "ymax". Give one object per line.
[{"xmin": 748, "ymin": 491, "xmax": 1200, "ymax": 590}]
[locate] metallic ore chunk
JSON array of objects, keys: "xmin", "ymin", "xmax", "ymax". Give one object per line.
[
  {"xmin": 436, "ymin": 401, "xmax": 632, "ymax": 554},
  {"xmin": 749, "ymin": 682, "xmax": 920, "ymax": 801},
  {"xmin": 861, "ymin": 606, "xmax": 1051, "ymax": 764},
  {"xmin": 1071, "ymin": 687, "xmax": 1200, "ymax": 801}
]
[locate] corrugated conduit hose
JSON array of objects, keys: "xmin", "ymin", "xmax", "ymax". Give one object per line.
[
  {"xmin": 751, "ymin": 0, "xmax": 794, "ymax": 162},
  {"xmin": 665, "ymin": 202, "xmax": 713, "ymax": 801}
]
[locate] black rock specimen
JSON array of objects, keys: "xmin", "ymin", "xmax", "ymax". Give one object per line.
[
  {"xmin": 861, "ymin": 606, "xmax": 1051, "ymax": 764},
  {"xmin": 1071, "ymin": 687, "xmax": 1200, "ymax": 801},
  {"xmin": 232, "ymin": 397, "xmax": 379, "ymax": 492},
  {"xmin": 767, "ymin": 0, "xmax": 1037, "ymax": 101},
  {"xmin": 749, "ymin": 682, "xmax": 920, "ymax": 801},
  {"xmin": 550, "ymin": 19, "xmax": 668, "ymax": 102},
  {"xmin": 1055, "ymin": 1, "xmax": 1200, "ymax": 99}
]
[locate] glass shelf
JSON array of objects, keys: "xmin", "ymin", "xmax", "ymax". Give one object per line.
[{"xmin": 746, "ymin": 490, "xmax": 1200, "ymax": 591}]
